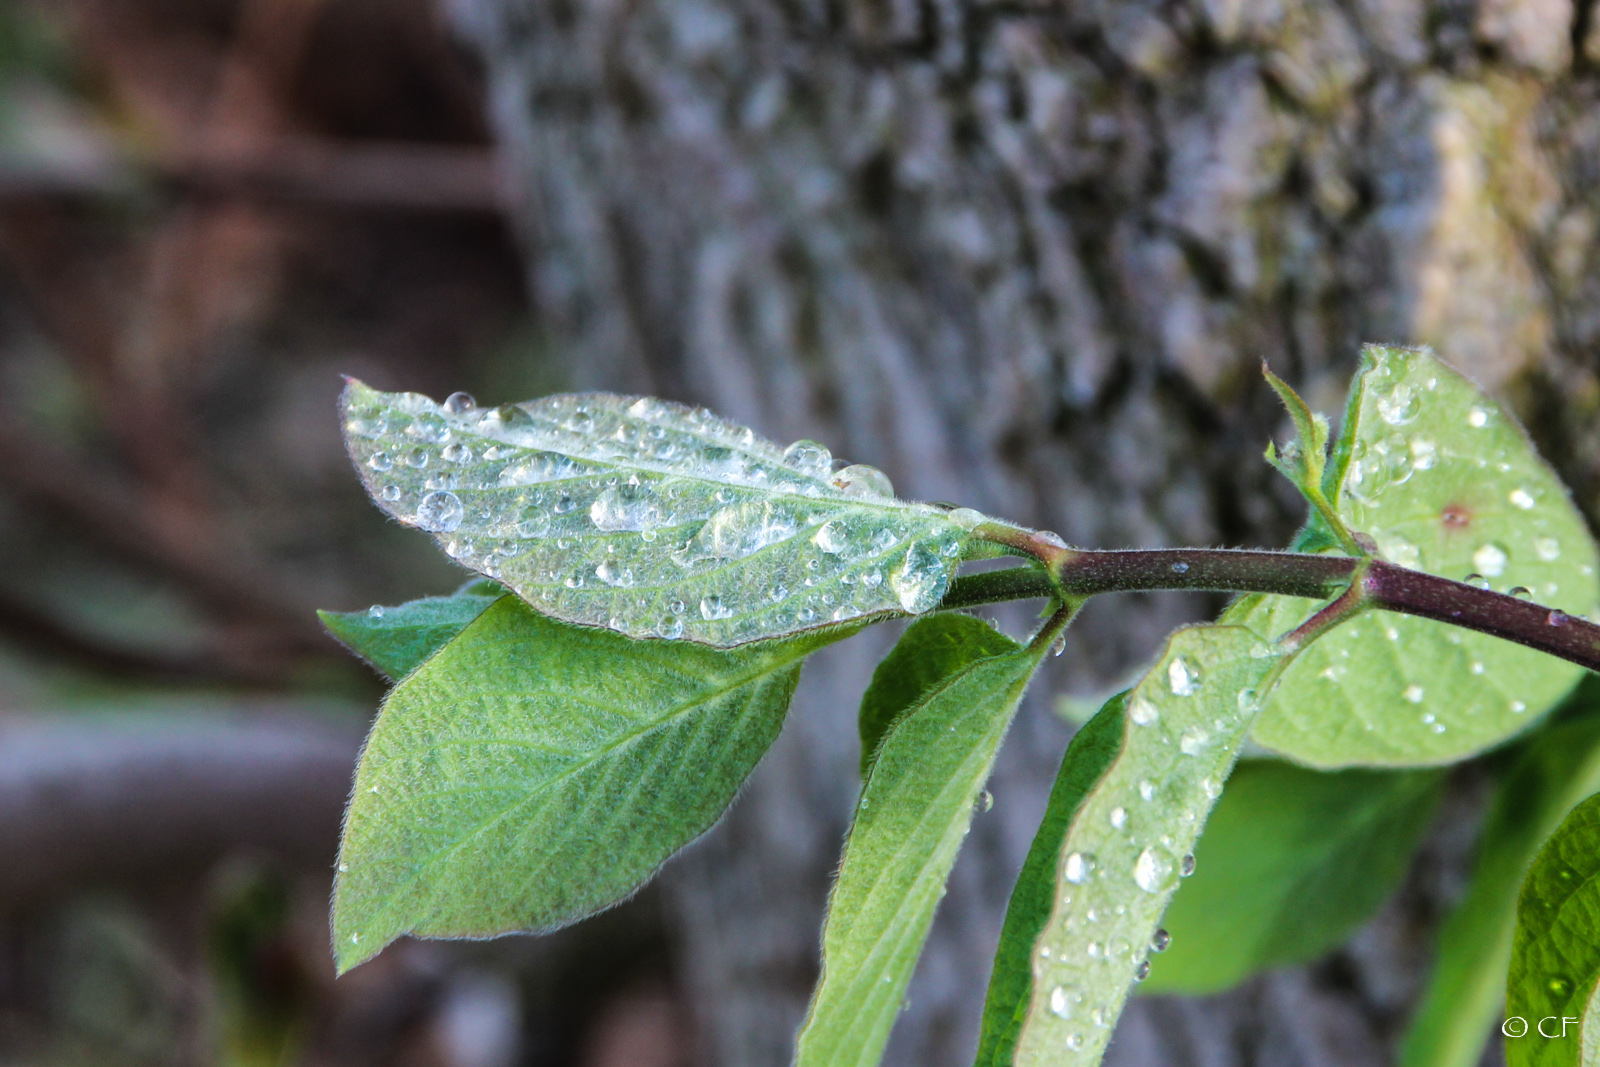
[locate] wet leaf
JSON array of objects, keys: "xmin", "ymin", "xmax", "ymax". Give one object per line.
[
  {"xmin": 1505, "ymin": 789, "xmax": 1600, "ymax": 1067},
  {"xmin": 1245, "ymin": 345, "xmax": 1599, "ymax": 767},
  {"xmin": 1006, "ymin": 625, "xmax": 1286, "ymax": 1066},
  {"xmin": 340, "ymin": 382, "xmax": 988, "ymax": 647}
]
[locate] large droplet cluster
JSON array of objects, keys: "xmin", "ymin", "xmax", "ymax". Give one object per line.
[
  {"xmin": 341, "ymin": 383, "xmax": 976, "ymax": 646},
  {"xmin": 1249, "ymin": 344, "xmax": 1600, "ymax": 764},
  {"xmin": 1017, "ymin": 627, "xmax": 1281, "ymax": 1064}
]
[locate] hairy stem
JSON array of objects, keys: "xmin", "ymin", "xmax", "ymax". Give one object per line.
[{"xmin": 940, "ymin": 547, "xmax": 1600, "ymax": 675}]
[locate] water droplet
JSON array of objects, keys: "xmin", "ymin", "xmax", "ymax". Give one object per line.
[
  {"xmin": 1510, "ymin": 586, "xmax": 1532, "ymax": 599},
  {"xmin": 974, "ymin": 790, "xmax": 994, "ymax": 814},
  {"xmin": 1403, "ymin": 684, "xmax": 1424, "ymax": 704},
  {"xmin": 1511, "ymin": 700, "xmax": 1527, "ymax": 713},
  {"xmin": 814, "ymin": 520, "xmax": 851, "ymax": 554},
  {"xmin": 1108, "ymin": 806, "xmax": 1127, "ymax": 830},
  {"xmin": 1134, "ymin": 846, "xmax": 1176, "ymax": 893},
  {"xmin": 1064, "ymin": 852, "xmax": 1096, "ymax": 883},
  {"xmin": 1201, "ymin": 776, "xmax": 1221, "ymax": 799},
  {"xmin": 1065, "ymin": 1033, "xmax": 1085, "ymax": 1050},
  {"xmin": 1134, "ymin": 960, "xmax": 1151, "ymax": 982},
  {"xmin": 438, "ymin": 442, "xmax": 470, "ymax": 465},
  {"xmin": 1377, "ymin": 385, "xmax": 1419, "ymax": 425},
  {"xmin": 1035, "ymin": 530, "xmax": 1069, "ymax": 549},
  {"xmin": 553, "ymin": 495, "xmax": 577, "ymax": 514},
  {"xmin": 337, "ymin": 862, "xmax": 349, "ymax": 872},
  {"xmin": 1051, "ymin": 634, "xmax": 1067, "ymax": 657},
  {"xmin": 381, "ymin": 484, "xmax": 402, "ymax": 502},
  {"xmin": 862, "ymin": 569, "xmax": 883, "ymax": 588},
  {"xmin": 946, "ymin": 507, "xmax": 986, "ymax": 529},
  {"xmin": 1472, "ymin": 544, "xmax": 1509, "ymax": 578},
  {"xmin": 1507, "ymin": 487, "xmax": 1536, "ymax": 510},
  {"xmin": 890, "ymin": 542, "xmax": 948, "ymax": 613},
  {"xmin": 1128, "ymin": 696, "xmax": 1160, "ymax": 726},
  {"xmin": 658, "ymin": 616, "xmax": 685, "ymax": 639},
  {"xmin": 1170, "ymin": 561, "xmax": 1190, "ymax": 574},
  {"xmin": 1049, "ymin": 986, "xmax": 1071, "ymax": 1018},
  {"xmin": 1549, "ymin": 610, "xmax": 1570, "ymax": 627},
  {"xmin": 565, "ymin": 409, "xmax": 594, "ymax": 433},
  {"xmin": 1179, "ymin": 727, "xmax": 1209, "ymax": 756},
  {"xmin": 1410, "ymin": 438, "xmax": 1437, "ymax": 470},
  {"xmin": 367, "ymin": 605, "xmax": 386, "ymax": 618},
  {"xmin": 1151, "ymin": 928, "xmax": 1171, "ymax": 952},
  {"xmin": 442, "ymin": 391, "xmax": 476, "ymax": 414},
  {"xmin": 351, "ymin": 932, "xmax": 361, "ymax": 943},
  {"xmin": 405, "ymin": 448, "xmax": 429, "ymax": 468},
  {"xmin": 1167, "ymin": 657, "xmax": 1200, "ymax": 696},
  {"xmin": 782, "ymin": 439, "xmax": 833, "ymax": 478},
  {"xmin": 589, "ymin": 485, "xmax": 662, "ymax": 532},
  {"xmin": 700, "ymin": 596, "xmax": 734, "ymax": 621},
  {"xmin": 1180, "ymin": 854, "xmax": 1196, "ymax": 877},
  {"xmin": 595, "ymin": 561, "xmax": 633, "ymax": 587},
  {"xmin": 1530, "ymin": 537, "xmax": 1562, "ymax": 562},
  {"xmin": 367, "ymin": 451, "xmax": 394, "ymax": 472},
  {"xmin": 1468, "ymin": 407, "xmax": 1490, "ymax": 427},
  {"xmin": 416, "ymin": 491, "xmax": 464, "ymax": 532},
  {"xmin": 831, "ymin": 463, "xmax": 895, "ymax": 498},
  {"xmin": 1139, "ymin": 780, "xmax": 1157, "ymax": 801},
  {"xmin": 1549, "ymin": 976, "xmax": 1574, "ymax": 998}
]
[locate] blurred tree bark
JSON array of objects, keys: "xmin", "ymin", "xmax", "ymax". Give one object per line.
[{"xmin": 451, "ymin": 0, "xmax": 1600, "ymax": 1063}]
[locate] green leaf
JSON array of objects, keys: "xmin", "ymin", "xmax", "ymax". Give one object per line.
[
  {"xmin": 793, "ymin": 616, "xmax": 1050, "ymax": 1067},
  {"xmin": 1403, "ymin": 688, "xmax": 1600, "ymax": 1067},
  {"xmin": 1007, "ymin": 625, "xmax": 1287, "ymax": 1066},
  {"xmin": 1505, "ymin": 789, "xmax": 1600, "ymax": 1067},
  {"xmin": 857, "ymin": 614, "xmax": 1020, "ymax": 778},
  {"xmin": 1142, "ymin": 760, "xmax": 1444, "ymax": 994},
  {"xmin": 1245, "ymin": 344, "xmax": 1599, "ymax": 767},
  {"xmin": 332, "ymin": 596, "xmax": 854, "ymax": 973},
  {"xmin": 318, "ymin": 591, "xmax": 502, "ymax": 681},
  {"xmin": 341, "ymin": 381, "xmax": 994, "ymax": 647},
  {"xmin": 976, "ymin": 692, "xmax": 1128, "ymax": 1067}
]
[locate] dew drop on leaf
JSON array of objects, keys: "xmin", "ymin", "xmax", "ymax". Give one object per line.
[
  {"xmin": 1064, "ymin": 852, "xmax": 1096, "ymax": 884},
  {"xmin": 368, "ymin": 451, "xmax": 393, "ymax": 471},
  {"xmin": 1049, "ymin": 987, "xmax": 1071, "ymax": 1018},
  {"xmin": 416, "ymin": 490, "xmax": 464, "ymax": 533},
  {"xmin": 831, "ymin": 463, "xmax": 895, "ymax": 499},
  {"xmin": 1133, "ymin": 846, "xmax": 1176, "ymax": 893},
  {"xmin": 1133, "ymin": 960, "xmax": 1151, "ymax": 982},
  {"xmin": 700, "ymin": 596, "xmax": 734, "ymax": 620},
  {"xmin": 442, "ymin": 391, "xmax": 476, "ymax": 414},
  {"xmin": 1509, "ymin": 487, "xmax": 1535, "ymax": 509},
  {"xmin": 782, "ymin": 439, "xmax": 833, "ymax": 478},
  {"xmin": 1150, "ymin": 928, "xmax": 1171, "ymax": 952},
  {"xmin": 1167, "ymin": 657, "xmax": 1200, "ymax": 696},
  {"xmin": 367, "ymin": 605, "xmax": 385, "ymax": 618},
  {"xmin": 1128, "ymin": 697, "xmax": 1160, "ymax": 726},
  {"xmin": 1472, "ymin": 543, "xmax": 1509, "ymax": 577}
]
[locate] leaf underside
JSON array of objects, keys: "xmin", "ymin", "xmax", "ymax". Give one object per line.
[
  {"xmin": 1245, "ymin": 345, "xmax": 1599, "ymax": 767},
  {"xmin": 1004, "ymin": 624, "xmax": 1287, "ymax": 1066},
  {"xmin": 1404, "ymin": 687, "xmax": 1600, "ymax": 1067},
  {"xmin": 1505, "ymin": 789, "xmax": 1600, "ymax": 1067},
  {"xmin": 1142, "ymin": 759, "xmax": 1445, "ymax": 994},
  {"xmin": 794, "ymin": 616, "xmax": 1044, "ymax": 1067},
  {"xmin": 319, "ymin": 589, "xmax": 500, "ymax": 681},
  {"xmin": 332, "ymin": 596, "xmax": 854, "ymax": 972},
  {"xmin": 341, "ymin": 382, "xmax": 987, "ymax": 647}
]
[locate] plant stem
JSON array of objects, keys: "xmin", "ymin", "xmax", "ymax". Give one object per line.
[{"xmin": 940, "ymin": 547, "xmax": 1600, "ymax": 674}]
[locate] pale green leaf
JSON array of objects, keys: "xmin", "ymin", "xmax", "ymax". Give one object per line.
[
  {"xmin": 318, "ymin": 590, "xmax": 501, "ymax": 681},
  {"xmin": 1403, "ymin": 686, "xmax": 1600, "ymax": 1067},
  {"xmin": 857, "ymin": 613, "xmax": 1019, "ymax": 777},
  {"xmin": 1142, "ymin": 760, "xmax": 1444, "ymax": 994},
  {"xmin": 793, "ymin": 616, "xmax": 1047, "ymax": 1067},
  {"xmin": 1505, "ymin": 789, "xmax": 1600, "ymax": 1067},
  {"xmin": 976, "ymin": 692, "xmax": 1128, "ymax": 1067},
  {"xmin": 1011, "ymin": 625, "xmax": 1286, "ymax": 1066},
  {"xmin": 332, "ymin": 596, "xmax": 854, "ymax": 973},
  {"xmin": 1246, "ymin": 345, "xmax": 1599, "ymax": 767},
  {"xmin": 340, "ymin": 381, "xmax": 990, "ymax": 647}
]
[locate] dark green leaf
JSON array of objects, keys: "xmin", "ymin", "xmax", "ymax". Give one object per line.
[
  {"xmin": 1403, "ymin": 690, "xmax": 1600, "ymax": 1067},
  {"xmin": 858, "ymin": 614, "xmax": 1019, "ymax": 777},
  {"xmin": 332, "ymin": 597, "xmax": 854, "ymax": 973},
  {"xmin": 793, "ymin": 618, "xmax": 1048, "ymax": 1067},
  {"xmin": 318, "ymin": 592, "xmax": 502, "ymax": 681},
  {"xmin": 975, "ymin": 692, "xmax": 1128, "ymax": 1067},
  {"xmin": 1505, "ymin": 789, "xmax": 1600, "ymax": 1066},
  {"xmin": 1142, "ymin": 760, "xmax": 1444, "ymax": 994}
]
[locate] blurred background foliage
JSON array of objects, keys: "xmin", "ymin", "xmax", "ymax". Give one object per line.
[{"xmin": 0, "ymin": 1, "xmax": 680, "ymax": 1063}]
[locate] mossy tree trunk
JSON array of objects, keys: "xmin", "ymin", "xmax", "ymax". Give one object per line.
[{"xmin": 454, "ymin": 0, "xmax": 1600, "ymax": 1062}]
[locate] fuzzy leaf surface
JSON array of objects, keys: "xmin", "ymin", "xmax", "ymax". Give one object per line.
[
  {"xmin": 1404, "ymin": 688, "xmax": 1600, "ymax": 1067},
  {"xmin": 975, "ymin": 693, "xmax": 1127, "ymax": 1067},
  {"xmin": 857, "ymin": 613, "xmax": 1020, "ymax": 777},
  {"xmin": 341, "ymin": 381, "xmax": 986, "ymax": 647},
  {"xmin": 1505, "ymin": 789, "xmax": 1600, "ymax": 1067},
  {"xmin": 793, "ymin": 617, "xmax": 1044, "ymax": 1067},
  {"xmin": 319, "ymin": 591, "xmax": 501, "ymax": 681},
  {"xmin": 1246, "ymin": 345, "xmax": 1598, "ymax": 766},
  {"xmin": 333, "ymin": 597, "xmax": 852, "ymax": 972},
  {"xmin": 1143, "ymin": 760, "xmax": 1444, "ymax": 994},
  {"xmin": 1010, "ymin": 625, "xmax": 1286, "ymax": 1066}
]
